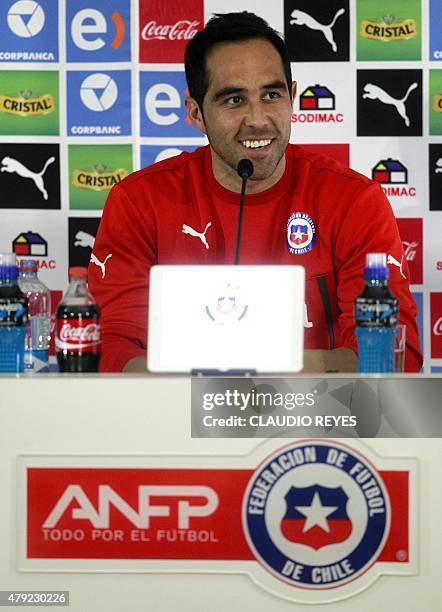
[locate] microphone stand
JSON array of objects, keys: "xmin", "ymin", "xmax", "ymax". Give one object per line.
[{"xmin": 234, "ymin": 159, "xmax": 253, "ymax": 264}]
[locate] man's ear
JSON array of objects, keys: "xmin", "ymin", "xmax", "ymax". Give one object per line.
[
  {"xmin": 185, "ymin": 96, "xmax": 206, "ymax": 134},
  {"xmin": 291, "ymin": 81, "xmax": 297, "ymax": 106}
]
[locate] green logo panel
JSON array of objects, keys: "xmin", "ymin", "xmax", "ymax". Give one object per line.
[
  {"xmin": 69, "ymin": 145, "xmax": 133, "ymax": 210},
  {"xmin": 357, "ymin": 0, "xmax": 421, "ymax": 60},
  {"xmin": 430, "ymin": 70, "xmax": 442, "ymax": 135},
  {"xmin": 0, "ymin": 71, "xmax": 59, "ymax": 135}
]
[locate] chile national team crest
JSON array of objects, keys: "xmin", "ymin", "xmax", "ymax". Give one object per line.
[
  {"xmin": 287, "ymin": 212, "xmax": 316, "ymax": 254},
  {"xmin": 243, "ymin": 441, "xmax": 392, "ymax": 594}
]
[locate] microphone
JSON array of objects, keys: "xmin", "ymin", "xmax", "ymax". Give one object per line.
[{"xmin": 234, "ymin": 159, "xmax": 254, "ymax": 265}]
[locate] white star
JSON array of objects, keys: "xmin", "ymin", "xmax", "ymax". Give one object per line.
[
  {"xmin": 293, "ymin": 227, "xmax": 304, "ymax": 242},
  {"xmin": 295, "ymin": 492, "xmax": 338, "ymax": 533}
]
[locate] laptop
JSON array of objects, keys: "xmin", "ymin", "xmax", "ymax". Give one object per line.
[{"xmin": 147, "ymin": 265, "xmax": 305, "ymax": 373}]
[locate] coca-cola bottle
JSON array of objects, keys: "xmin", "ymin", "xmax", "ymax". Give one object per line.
[{"xmin": 56, "ymin": 267, "xmax": 101, "ymax": 372}]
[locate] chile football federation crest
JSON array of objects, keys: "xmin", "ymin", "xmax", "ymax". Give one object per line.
[
  {"xmin": 287, "ymin": 212, "xmax": 316, "ymax": 254},
  {"xmin": 205, "ymin": 284, "xmax": 248, "ymax": 325},
  {"xmin": 243, "ymin": 441, "xmax": 394, "ymax": 596}
]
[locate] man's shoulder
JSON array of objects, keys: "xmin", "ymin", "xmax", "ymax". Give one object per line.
[
  {"xmin": 290, "ymin": 144, "xmax": 374, "ymax": 188},
  {"xmin": 117, "ymin": 146, "xmax": 207, "ymax": 191}
]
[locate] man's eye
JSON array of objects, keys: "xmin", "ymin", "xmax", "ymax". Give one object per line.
[
  {"xmin": 264, "ymin": 91, "xmax": 281, "ymax": 100},
  {"xmin": 226, "ymin": 96, "xmax": 242, "ymax": 105}
]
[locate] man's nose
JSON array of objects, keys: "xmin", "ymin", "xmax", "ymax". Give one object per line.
[{"xmin": 243, "ymin": 101, "xmax": 270, "ymax": 129}]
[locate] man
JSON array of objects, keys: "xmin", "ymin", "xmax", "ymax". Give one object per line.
[{"xmin": 89, "ymin": 12, "xmax": 422, "ymax": 373}]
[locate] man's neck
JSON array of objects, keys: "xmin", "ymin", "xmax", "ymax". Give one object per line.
[{"xmin": 210, "ymin": 149, "xmax": 287, "ymax": 194}]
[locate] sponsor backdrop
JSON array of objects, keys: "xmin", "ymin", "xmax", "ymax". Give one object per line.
[{"xmin": 0, "ymin": 0, "xmax": 441, "ymax": 371}]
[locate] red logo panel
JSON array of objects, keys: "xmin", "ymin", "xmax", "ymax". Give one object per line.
[
  {"xmin": 396, "ymin": 218, "xmax": 423, "ymax": 285},
  {"xmin": 139, "ymin": 0, "xmax": 204, "ymax": 63},
  {"xmin": 430, "ymin": 293, "xmax": 442, "ymax": 358},
  {"xmin": 27, "ymin": 467, "xmax": 407, "ymax": 563}
]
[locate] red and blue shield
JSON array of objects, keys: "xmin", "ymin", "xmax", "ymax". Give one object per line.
[
  {"xmin": 281, "ymin": 485, "xmax": 352, "ymax": 550},
  {"xmin": 289, "ymin": 223, "xmax": 309, "ymax": 246}
]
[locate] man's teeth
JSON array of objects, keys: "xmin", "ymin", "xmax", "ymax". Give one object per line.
[{"xmin": 241, "ymin": 139, "xmax": 272, "ymax": 149}]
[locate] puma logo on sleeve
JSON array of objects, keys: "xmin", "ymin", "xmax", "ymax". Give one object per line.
[{"xmin": 90, "ymin": 253, "xmax": 112, "ymax": 278}]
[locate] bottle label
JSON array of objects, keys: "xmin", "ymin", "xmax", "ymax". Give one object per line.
[
  {"xmin": 355, "ymin": 299, "xmax": 398, "ymax": 328},
  {"xmin": 55, "ymin": 320, "xmax": 101, "ymax": 352},
  {"xmin": 0, "ymin": 298, "xmax": 28, "ymax": 326}
]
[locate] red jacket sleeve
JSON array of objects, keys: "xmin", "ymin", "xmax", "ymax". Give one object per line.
[
  {"xmin": 88, "ymin": 183, "xmax": 156, "ymax": 372},
  {"xmin": 332, "ymin": 182, "xmax": 422, "ymax": 372}
]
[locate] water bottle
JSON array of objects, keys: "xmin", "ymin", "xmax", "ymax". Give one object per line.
[
  {"xmin": 18, "ymin": 259, "xmax": 51, "ymax": 373},
  {"xmin": 55, "ymin": 267, "xmax": 101, "ymax": 372},
  {"xmin": 355, "ymin": 253, "xmax": 398, "ymax": 373},
  {"xmin": 0, "ymin": 253, "xmax": 29, "ymax": 373}
]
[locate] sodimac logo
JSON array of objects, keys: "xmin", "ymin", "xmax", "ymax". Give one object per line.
[
  {"xmin": 21, "ymin": 441, "xmax": 417, "ymax": 604},
  {"xmin": 139, "ymin": 0, "xmax": 203, "ymax": 63},
  {"xmin": 66, "ymin": 0, "xmax": 130, "ymax": 62},
  {"xmin": 292, "ymin": 84, "xmax": 345, "ymax": 125},
  {"xmin": 396, "ymin": 218, "xmax": 423, "ymax": 285},
  {"xmin": 0, "ymin": 0, "xmax": 58, "ymax": 62},
  {"xmin": 371, "ymin": 158, "xmax": 417, "ymax": 199}
]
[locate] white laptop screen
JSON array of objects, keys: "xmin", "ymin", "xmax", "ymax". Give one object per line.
[{"xmin": 148, "ymin": 265, "xmax": 305, "ymax": 373}]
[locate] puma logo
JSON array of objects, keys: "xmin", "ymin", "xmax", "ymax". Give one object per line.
[
  {"xmin": 435, "ymin": 158, "xmax": 442, "ymax": 174},
  {"xmin": 75, "ymin": 230, "xmax": 95, "ymax": 249},
  {"xmin": 289, "ymin": 8, "xmax": 345, "ymax": 53},
  {"xmin": 90, "ymin": 253, "xmax": 112, "ymax": 278},
  {"xmin": 362, "ymin": 82, "xmax": 418, "ymax": 127},
  {"xmin": 182, "ymin": 222, "xmax": 212, "ymax": 249},
  {"xmin": 387, "ymin": 254, "xmax": 406, "ymax": 279},
  {"xmin": 0, "ymin": 155, "xmax": 55, "ymax": 200}
]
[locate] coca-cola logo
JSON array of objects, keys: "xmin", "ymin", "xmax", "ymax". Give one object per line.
[
  {"xmin": 402, "ymin": 240, "xmax": 419, "ymax": 261},
  {"xmin": 59, "ymin": 323, "xmax": 100, "ymax": 343},
  {"xmin": 141, "ymin": 20, "xmax": 200, "ymax": 41},
  {"xmin": 433, "ymin": 317, "xmax": 442, "ymax": 336}
]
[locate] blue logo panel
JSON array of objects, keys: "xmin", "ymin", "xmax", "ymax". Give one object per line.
[
  {"xmin": 66, "ymin": 0, "xmax": 130, "ymax": 63},
  {"xmin": 431, "ymin": 367, "xmax": 442, "ymax": 373},
  {"xmin": 430, "ymin": 0, "xmax": 442, "ymax": 60},
  {"xmin": 140, "ymin": 145, "xmax": 200, "ymax": 168},
  {"xmin": 0, "ymin": 0, "xmax": 58, "ymax": 62},
  {"xmin": 67, "ymin": 70, "xmax": 131, "ymax": 136},
  {"xmin": 140, "ymin": 71, "xmax": 202, "ymax": 138}
]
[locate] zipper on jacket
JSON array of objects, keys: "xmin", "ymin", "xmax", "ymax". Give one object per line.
[{"xmin": 317, "ymin": 276, "xmax": 335, "ymax": 350}]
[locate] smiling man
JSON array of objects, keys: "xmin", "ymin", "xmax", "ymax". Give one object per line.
[{"xmin": 89, "ymin": 12, "xmax": 422, "ymax": 373}]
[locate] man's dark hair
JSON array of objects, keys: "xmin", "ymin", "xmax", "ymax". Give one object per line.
[{"xmin": 185, "ymin": 12, "xmax": 292, "ymax": 111}]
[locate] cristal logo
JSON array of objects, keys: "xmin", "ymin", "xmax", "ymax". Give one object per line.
[
  {"xmin": 42, "ymin": 485, "xmax": 219, "ymax": 529},
  {"xmin": 402, "ymin": 241, "xmax": 419, "ymax": 261},
  {"xmin": 141, "ymin": 20, "xmax": 200, "ymax": 41},
  {"xmin": 433, "ymin": 317, "xmax": 442, "ymax": 336},
  {"xmin": 59, "ymin": 323, "xmax": 100, "ymax": 343}
]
